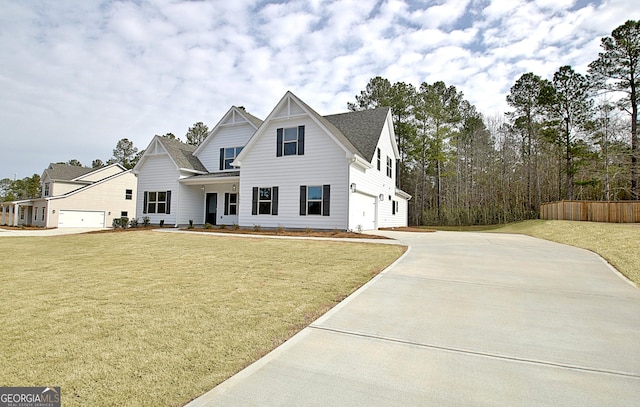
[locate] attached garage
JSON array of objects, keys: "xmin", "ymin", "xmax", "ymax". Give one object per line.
[
  {"xmin": 58, "ymin": 210, "xmax": 105, "ymax": 228},
  {"xmin": 349, "ymin": 192, "xmax": 376, "ymax": 231}
]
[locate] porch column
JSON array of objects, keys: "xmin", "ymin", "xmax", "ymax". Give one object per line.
[{"xmin": 13, "ymin": 204, "xmax": 19, "ymax": 226}]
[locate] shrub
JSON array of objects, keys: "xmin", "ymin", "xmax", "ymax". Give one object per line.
[
  {"xmin": 276, "ymin": 225, "xmax": 285, "ymax": 234},
  {"xmin": 142, "ymin": 216, "xmax": 150, "ymax": 227},
  {"xmin": 305, "ymin": 226, "xmax": 313, "ymax": 234},
  {"xmin": 120, "ymin": 217, "xmax": 129, "ymax": 229},
  {"xmin": 188, "ymin": 220, "xmax": 194, "ymax": 229},
  {"xmin": 159, "ymin": 219, "xmax": 165, "ymax": 228},
  {"xmin": 231, "ymin": 223, "xmax": 239, "ymax": 230},
  {"xmin": 112, "ymin": 218, "xmax": 120, "ymax": 229},
  {"xmin": 253, "ymin": 224, "xmax": 261, "ymax": 232},
  {"xmin": 129, "ymin": 218, "xmax": 139, "ymax": 228},
  {"xmin": 218, "ymin": 224, "xmax": 226, "ymax": 229},
  {"xmin": 204, "ymin": 223, "xmax": 213, "ymax": 229}
]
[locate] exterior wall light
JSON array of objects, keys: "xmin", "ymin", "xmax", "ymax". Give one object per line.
[
  {"xmin": 379, "ymin": 194, "xmax": 385, "ymax": 201},
  {"xmin": 350, "ymin": 183, "xmax": 356, "ymax": 193}
]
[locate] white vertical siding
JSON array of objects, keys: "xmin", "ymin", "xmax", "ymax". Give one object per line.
[
  {"xmin": 136, "ymin": 154, "xmax": 179, "ymax": 225},
  {"xmin": 196, "ymin": 123, "xmax": 256, "ymax": 172},
  {"xmin": 238, "ymin": 115, "xmax": 350, "ymax": 230}
]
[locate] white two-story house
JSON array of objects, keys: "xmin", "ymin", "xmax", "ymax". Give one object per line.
[{"xmin": 133, "ymin": 91, "xmax": 410, "ymax": 230}]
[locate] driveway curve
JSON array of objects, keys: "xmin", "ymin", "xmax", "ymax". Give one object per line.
[{"xmin": 188, "ymin": 231, "xmax": 640, "ymax": 407}]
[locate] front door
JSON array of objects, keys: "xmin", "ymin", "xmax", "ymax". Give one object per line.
[{"xmin": 206, "ymin": 193, "xmax": 217, "ymax": 225}]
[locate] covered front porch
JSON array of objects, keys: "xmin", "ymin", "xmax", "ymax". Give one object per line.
[
  {"xmin": 181, "ymin": 172, "xmax": 240, "ymax": 227},
  {"xmin": 0, "ymin": 200, "xmax": 34, "ymax": 227}
]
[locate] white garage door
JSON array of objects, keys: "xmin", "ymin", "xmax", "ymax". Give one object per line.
[
  {"xmin": 350, "ymin": 193, "xmax": 376, "ymax": 231},
  {"xmin": 58, "ymin": 210, "xmax": 105, "ymax": 228}
]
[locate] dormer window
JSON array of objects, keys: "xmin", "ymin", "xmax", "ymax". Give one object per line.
[
  {"xmin": 276, "ymin": 126, "xmax": 305, "ymax": 157},
  {"xmin": 44, "ymin": 182, "xmax": 50, "ymax": 197}
]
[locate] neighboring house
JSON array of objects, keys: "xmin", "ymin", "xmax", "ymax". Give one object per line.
[
  {"xmin": 0, "ymin": 163, "xmax": 137, "ymax": 228},
  {"xmin": 133, "ymin": 91, "xmax": 411, "ymax": 230}
]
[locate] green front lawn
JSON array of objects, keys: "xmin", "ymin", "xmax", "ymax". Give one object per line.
[{"xmin": 0, "ymin": 232, "xmax": 405, "ymax": 406}]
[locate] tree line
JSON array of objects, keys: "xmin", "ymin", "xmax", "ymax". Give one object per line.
[
  {"xmin": 348, "ymin": 20, "xmax": 639, "ymax": 226},
  {"xmin": 1, "ymin": 122, "xmax": 210, "ymax": 202}
]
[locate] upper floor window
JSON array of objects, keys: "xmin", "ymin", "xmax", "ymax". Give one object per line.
[
  {"xmin": 377, "ymin": 148, "xmax": 381, "ymax": 171},
  {"xmin": 143, "ymin": 191, "xmax": 171, "ymax": 214},
  {"xmin": 220, "ymin": 147, "xmax": 243, "ymax": 170},
  {"xmin": 276, "ymin": 126, "xmax": 305, "ymax": 157},
  {"xmin": 386, "ymin": 156, "xmax": 393, "ymax": 178},
  {"xmin": 44, "ymin": 183, "xmax": 50, "ymax": 197},
  {"xmin": 125, "ymin": 189, "xmax": 133, "ymax": 200}
]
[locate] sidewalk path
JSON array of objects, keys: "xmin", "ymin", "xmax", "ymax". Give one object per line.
[{"xmin": 187, "ymin": 230, "xmax": 640, "ymax": 406}]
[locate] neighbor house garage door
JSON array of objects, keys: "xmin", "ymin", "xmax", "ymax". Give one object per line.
[{"xmin": 58, "ymin": 210, "xmax": 105, "ymax": 228}]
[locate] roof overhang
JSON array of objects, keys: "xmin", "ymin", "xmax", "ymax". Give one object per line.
[{"xmin": 180, "ymin": 172, "xmax": 240, "ymax": 185}]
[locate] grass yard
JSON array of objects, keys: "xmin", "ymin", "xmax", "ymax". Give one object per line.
[
  {"xmin": 492, "ymin": 220, "xmax": 640, "ymax": 286},
  {"xmin": 0, "ymin": 231, "xmax": 405, "ymax": 406}
]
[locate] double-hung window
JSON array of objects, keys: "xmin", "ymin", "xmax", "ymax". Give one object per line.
[
  {"xmin": 125, "ymin": 189, "xmax": 133, "ymax": 200},
  {"xmin": 143, "ymin": 191, "xmax": 171, "ymax": 214},
  {"xmin": 377, "ymin": 148, "xmax": 381, "ymax": 171},
  {"xmin": 276, "ymin": 126, "xmax": 305, "ymax": 156},
  {"xmin": 224, "ymin": 193, "xmax": 238, "ymax": 215},
  {"xmin": 219, "ymin": 147, "xmax": 243, "ymax": 170},
  {"xmin": 251, "ymin": 187, "xmax": 279, "ymax": 215},
  {"xmin": 300, "ymin": 185, "xmax": 330, "ymax": 216},
  {"xmin": 44, "ymin": 183, "xmax": 50, "ymax": 197},
  {"xmin": 386, "ymin": 156, "xmax": 393, "ymax": 178}
]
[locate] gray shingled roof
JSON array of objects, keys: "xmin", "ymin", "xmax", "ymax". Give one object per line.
[
  {"xmin": 44, "ymin": 163, "xmax": 96, "ymax": 181},
  {"xmin": 324, "ymin": 107, "xmax": 391, "ymax": 162},
  {"xmin": 157, "ymin": 137, "xmax": 208, "ymax": 172}
]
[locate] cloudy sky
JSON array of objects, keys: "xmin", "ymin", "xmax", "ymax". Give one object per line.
[{"xmin": 1, "ymin": 0, "xmax": 637, "ymax": 179}]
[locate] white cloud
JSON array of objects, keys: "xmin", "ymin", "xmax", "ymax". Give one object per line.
[{"xmin": 0, "ymin": 0, "xmax": 637, "ymax": 178}]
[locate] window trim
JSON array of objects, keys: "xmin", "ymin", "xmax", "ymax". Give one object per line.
[
  {"xmin": 276, "ymin": 126, "xmax": 305, "ymax": 157},
  {"xmin": 219, "ymin": 146, "xmax": 243, "ymax": 170},
  {"xmin": 299, "ymin": 185, "xmax": 330, "ymax": 216},
  {"xmin": 125, "ymin": 189, "xmax": 133, "ymax": 200},
  {"xmin": 251, "ymin": 186, "xmax": 278, "ymax": 215},
  {"xmin": 224, "ymin": 192, "xmax": 238, "ymax": 216},
  {"xmin": 143, "ymin": 190, "xmax": 171, "ymax": 214}
]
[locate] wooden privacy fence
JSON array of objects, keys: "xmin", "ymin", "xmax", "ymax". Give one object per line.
[{"xmin": 540, "ymin": 200, "xmax": 640, "ymax": 223}]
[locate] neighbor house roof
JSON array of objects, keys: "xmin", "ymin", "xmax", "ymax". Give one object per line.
[
  {"xmin": 44, "ymin": 163, "xmax": 95, "ymax": 181},
  {"xmin": 324, "ymin": 107, "xmax": 391, "ymax": 162},
  {"xmin": 157, "ymin": 137, "xmax": 208, "ymax": 172}
]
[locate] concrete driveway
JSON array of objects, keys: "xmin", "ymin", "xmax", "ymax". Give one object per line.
[
  {"xmin": 187, "ymin": 231, "xmax": 640, "ymax": 407},
  {"xmin": 0, "ymin": 227, "xmax": 103, "ymax": 236}
]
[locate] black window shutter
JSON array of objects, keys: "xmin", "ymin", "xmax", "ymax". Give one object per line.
[
  {"xmin": 392, "ymin": 200, "xmax": 396, "ymax": 215},
  {"xmin": 224, "ymin": 193, "xmax": 229, "ymax": 215},
  {"xmin": 272, "ymin": 187, "xmax": 279, "ymax": 215},
  {"xmin": 299, "ymin": 186, "xmax": 307, "ymax": 216},
  {"xmin": 297, "ymin": 125, "xmax": 305, "ymax": 155},
  {"xmin": 276, "ymin": 128, "xmax": 283, "ymax": 157},
  {"xmin": 219, "ymin": 148, "xmax": 224, "ymax": 170},
  {"xmin": 252, "ymin": 187, "xmax": 258, "ymax": 215},
  {"xmin": 143, "ymin": 191, "xmax": 148, "ymax": 214},
  {"xmin": 322, "ymin": 185, "xmax": 330, "ymax": 216},
  {"xmin": 166, "ymin": 191, "xmax": 171, "ymax": 214}
]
